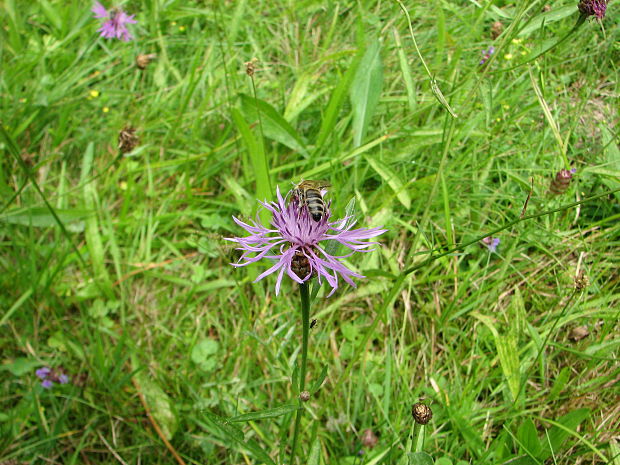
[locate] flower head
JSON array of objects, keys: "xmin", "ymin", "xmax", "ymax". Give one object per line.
[
  {"xmin": 578, "ymin": 0, "xmax": 607, "ymax": 19},
  {"xmin": 550, "ymin": 168, "xmax": 577, "ymax": 195},
  {"xmin": 35, "ymin": 366, "xmax": 70, "ymax": 389},
  {"xmin": 479, "ymin": 46, "xmax": 495, "ymax": 65},
  {"xmin": 481, "ymin": 236, "xmax": 500, "ymax": 253},
  {"xmin": 92, "ymin": 2, "xmax": 137, "ymax": 41},
  {"xmin": 227, "ymin": 187, "xmax": 386, "ymax": 296}
]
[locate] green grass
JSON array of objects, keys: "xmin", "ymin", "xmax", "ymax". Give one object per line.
[{"xmin": 1, "ymin": 0, "xmax": 619, "ymax": 464}]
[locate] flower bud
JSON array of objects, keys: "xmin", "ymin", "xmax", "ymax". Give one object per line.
[
  {"xmin": 412, "ymin": 403, "xmax": 433, "ymax": 425},
  {"xmin": 550, "ymin": 168, "xmax": 576, "ymax": 195}
]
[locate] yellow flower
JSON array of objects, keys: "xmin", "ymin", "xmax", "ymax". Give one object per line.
[
  {"xmin": 102, "ymin": 106, "xmax": 110, "ymax": 113},
  {"xmin": 178, "ymin": 26, "xmax": 186, "ymax": 32},
  {"xmin": 504, "ymin": 53, "xmax": 513, "ymax": 60},
  {"xmin": 511, "ymin": 38, "xmax": 522, "ymax": 45},
  {"xmin": 503, "ymin": 104, "xmax": 510, "ymax": 110},
  {"xmin": 88, "ymin": 90, "xmax": 100, "ymax": 100}
]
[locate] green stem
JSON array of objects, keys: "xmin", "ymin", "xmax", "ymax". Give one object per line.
[{"xmin": 289, "ymin": 282, "xmax": 310, "ymax": 465}]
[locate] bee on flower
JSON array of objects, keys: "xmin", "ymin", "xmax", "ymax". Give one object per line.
[{"xmin": 227, "ymin": 186, "xmax": 386, "ymax": 296}]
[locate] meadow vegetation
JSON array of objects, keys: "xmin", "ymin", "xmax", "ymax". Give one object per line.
[{"xmin": 1, "ymin": 0, "xmax": 619, "ymax": 464}]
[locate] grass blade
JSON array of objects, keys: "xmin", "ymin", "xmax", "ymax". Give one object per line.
[
  {"xmin": 350, "ymin": 38, "xmax": 383, "ymax": 148},
  {"xmin": 231, "ymin": 107, "xmax": 273, "ymax": 222},
  {"xmin": 365, "ymin": 155, "xmax": 411, "ymax": 209},
  {"xmin": 240, "ymin": 93, "xmax": 308, "ymax": 156}
]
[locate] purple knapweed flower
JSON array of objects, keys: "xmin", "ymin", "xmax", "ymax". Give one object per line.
[
  {"xmin": 227, "ymin": 187, "xmax": 386, "ymax": 297},
  {"xmin": 479, "ymin": 46, "xmax": 495, "ymax": 65},
  {"xmin": 36, "ymin": 366, "xmax": 70, "ymax": 389},
  {"xmin": 481, "ymin": 236, "xmax": 500, "ymax": 253},
  {"xmin": 578, "ymin": 0, "xmax": 607, "ymax": 19},
  {"xmin": 92, "ymin": 2, "xmax": 137, "ymax": 41}
]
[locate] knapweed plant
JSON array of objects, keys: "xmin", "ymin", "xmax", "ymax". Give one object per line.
[{"xmin": 228, "ymin": 183, "xmax": 385, "ymax": 463}]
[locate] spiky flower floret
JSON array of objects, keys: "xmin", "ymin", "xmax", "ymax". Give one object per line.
[
  {"xmin": 227, "ymin": 187, "xmax": 386, "ymax": 296},
  {"xmin": 578, "ymin": 0, "xmax": 607, "ymax": 19}
]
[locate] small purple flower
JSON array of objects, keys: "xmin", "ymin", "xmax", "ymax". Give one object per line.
[
  {"xmin": 41, "ymin": 379, "xmax": 53, "ymax": 389},
  {"xmin": 578, "ymin": 0, "xmax": 607, "ymax": 19},
  {"xmin": 479, "ymin": 46, "xmax": 495, "ymax": 65},
  {"xmin": 92, "ymin": 2, "xmax": 137, "ymax": 41},
  {"xmin": 35, "ymin": 366, "xmax": 70, "ymax": 389},
  {"xmin": 482, "ymin": 236, "xmax": 500, "ymax": 253},
  {"xmin": 36, "ymin": 367, "xmax": 51, "ymax": 380},
  {"xmin": 227, "ymin": 187, "xmax": 386, "ymax": 297}
]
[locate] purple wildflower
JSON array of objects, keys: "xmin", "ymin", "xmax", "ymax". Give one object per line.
[
  {"xmin": 92, "ymin": 2, "xmax": 137, "ymax": 41},
  {"xmin": 35, "ymin": 366, "xmax": 70, "ymax": 389},
  {"xmin": 482, "ymin": 236, "xmax": 500, "ymax": 253},
  {"xmin": 41, "ymin": 379, "xmax": 54, "ymax": 389},
  {"xmin": 479, "ymin": 46, "xmax": 495, "ymax": 65},
  {"xmin": 227, "ymin": 187, "xmax": 386, "ymax": 297},
  {"xmin": 578, "ymin": 0, "xmax": 607, "ymax": 19},
  {"xmin": 36, "ymin": 367, "xmax": 51, "ymax": 380}
]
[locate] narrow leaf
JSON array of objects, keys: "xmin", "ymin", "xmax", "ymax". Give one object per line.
[
  {"xmin": 517, "ymin": 418, "xmax": 543, "ymax": 458},
  {"xmin": 539, "ymin": 409, "xmax": 590, "ymax": 460},
  {"xmin": 231, "ymin": 108, "xmax": 272, "ymax": 223},
  {"xmin": 407, "ymin": 452, "xmax": 434, "ymax": 465},
  {"xmin": 366, "ymin": 155, "xmax": 411, "ymax": 209},
  {"xmin": 240, "ymin": 94, "xmax": 308, "ymax": 156},
  {"xmin": 316, "ymin": 53, "xmax": 362, "ymax": 148},
  {"xmin": 350, "ymin": 39, "xmax": 383, "ymax": 147},
  {"xmin": 202, "ymin": 412, "xmax": 277, "ymax": 465},
  {"xmin": 0, "ymin": 207, "xmax": 90, "ymax": 232},
  {"xmin": 229, "ymin": 403, "xmax": 300, "ymax": 423},
  {"xmin": 81, "ymin": 142, "xmax": 112, "ymax": 293},
  {"xmin": 308, "ymin": 438, "xmax": 321, "ymax": 465},
  {"xmin": 309, "ymin": 366, "xmax": 328, "ymax": 394},
  {"xmin": 133, "ymin": 370, "xmax": 178, "ymax": 440},
  {"xmin": 495, "ymin": 332, "xmax": 521, "ymax": 401}
]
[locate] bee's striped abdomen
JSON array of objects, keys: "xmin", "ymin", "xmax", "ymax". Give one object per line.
[{"xmin": 304, "ymin": 189, "xmax": 326, "ymax": 221}]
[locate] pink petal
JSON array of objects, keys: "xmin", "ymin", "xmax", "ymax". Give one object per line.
[{"xmin": 92, "ymin": 1, "xmax": 108, "ymax": 18}]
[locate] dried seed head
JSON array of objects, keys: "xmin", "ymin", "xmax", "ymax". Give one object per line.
[
  {"xmin": 574, "ymin": 270, "xmax": 590, "ymax": 291},
  {"xmin": 549, "ymin": 168, "xmax": 576, "ymax": 195},
  {"xmin": 412, "ymin": 403, "xmax": 433, "ymax": 425},
  {"xmin": 299, "ymin": 391, "xmax": 311, "ymax": 402},
  {"xmin": 542, "ymin": 4, "xmax": 552, "ymax": 12},
  {"xmin": 118, "ymin": 126, "xmax": 139, "ymax": 154},
  {"xmin": 245, "ymin": 58, "xmax": 258, "ymax": 77},
  {"xmin": 569, "ymin": 325, "xmax": 589, "ymax": 341},
  {"xmin": 361, "ymin": 429, "xmax": 378, "ymax": 449},
  {"xmin": 136, "ymin": 53, "xmax": 157, "ymax": 70},
  {"xmin": 491, "ymin": 21, "xmax": 504, "ymax": 39}
]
